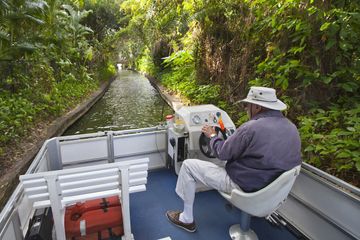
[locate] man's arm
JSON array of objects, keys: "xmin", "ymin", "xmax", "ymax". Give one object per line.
[{"xmin": 210, "ymin": 124, "xmax": 251, "ymax": 161}]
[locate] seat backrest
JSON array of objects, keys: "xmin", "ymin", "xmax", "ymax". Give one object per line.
[
  {"xmin": 20, "ymin": 158, "xmax": 149, "ymax": 208},
  {"xmin": 20, "ymin": 158, "xmax": 149, "ymax": 240},
  {"xmin": 222, "ymin": 165, "xmax": 301, "ymax": 217}
]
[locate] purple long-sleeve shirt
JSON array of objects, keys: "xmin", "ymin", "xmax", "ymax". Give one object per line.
[{"xmin": 210, "ymin": 109, "xmax": 301, "ymax": 192}]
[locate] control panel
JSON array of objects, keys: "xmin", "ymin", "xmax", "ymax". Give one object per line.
[
  {"xmin": 190, "ymin": 111, "xmax": 223, "ymax": 126},
  {"xmin": 169, "ymin": 104, "xmax": 237, "ymax": 174},
  {"xmin": 174, "ymin": 104, "xmax": 235, "ymax": 131}
]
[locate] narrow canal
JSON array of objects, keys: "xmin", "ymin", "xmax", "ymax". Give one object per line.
[{"xmin": 64, "ymin": 70, "xmax": 173, "ymax": 135}]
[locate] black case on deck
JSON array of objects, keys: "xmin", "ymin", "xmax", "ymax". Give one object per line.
[{"xmin": 25, "ymin": 207, "xmax": 53, "ymax": 240}]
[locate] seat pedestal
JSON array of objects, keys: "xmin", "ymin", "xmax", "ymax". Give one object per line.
[
  {"xmin": 219, "ymin": 165, "xmax": 301, "ymax": 240},
  {"xmin": 229, "ymin": 224, "xmax": 258, "ymax": 240}
]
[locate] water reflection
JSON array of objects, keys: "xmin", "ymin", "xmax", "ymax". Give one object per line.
[{"xmin": 64, "ymin": 70, "xmax": 173, "ymax": 135}]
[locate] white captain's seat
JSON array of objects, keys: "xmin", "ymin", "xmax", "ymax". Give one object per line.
[{"xmin": 219, "ymin": 165, "xmax": 301, "ymax": 240}]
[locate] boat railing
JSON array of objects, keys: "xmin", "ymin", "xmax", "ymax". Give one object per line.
[
  {"xmin": 278, "ymin": 162, "xmax": 360, "ymax": 239},
  {"xmin": 0, "ymin": 127, "xmax": 166, "ymax": 240}
]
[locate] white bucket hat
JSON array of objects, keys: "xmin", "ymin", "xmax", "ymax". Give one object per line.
[{"xmin": 237, "ymin": 86, "xmax": 287, "ymax": 111}]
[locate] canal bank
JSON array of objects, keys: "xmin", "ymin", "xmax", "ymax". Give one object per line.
[
  {"xmin": 145, "ymin": 73, "xmax": 188, "ymax": 111},
  {"xmin": 0, "ymin": 79, "xmax": 113, "ymax": 210}
]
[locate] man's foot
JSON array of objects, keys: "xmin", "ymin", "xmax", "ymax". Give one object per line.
[{"xmin": 166, "ymin": 210, "xmax": 197, "ymax": 232}]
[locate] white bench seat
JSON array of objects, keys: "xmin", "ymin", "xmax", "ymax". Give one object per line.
[{"xmin": 20, "ymin": 158, "xmax": 149, "ymax": 240}]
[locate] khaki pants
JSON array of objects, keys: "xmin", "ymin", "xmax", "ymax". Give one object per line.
[{"xmin": 175, "ymin": 159, "xmax": 241, "ymax": 206}]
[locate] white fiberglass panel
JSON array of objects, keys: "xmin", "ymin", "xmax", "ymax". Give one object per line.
[
  {"xmin": 35, "ymin": 149, "xmax": 49, "ymax": 173},
  {"xmin": 113, "ymin": 132, "xmax": 166, "ymax": 158},
  {"xmin": 2, "ymin": 221, "xmax": 16, "ymax": 240},
  {"xmin": 60, "ymin": 137, "xmax": 108, "ymax": 164},
  {"xmin": 17, "ymin": 193, "xmax": 33, "ymax": 236}
]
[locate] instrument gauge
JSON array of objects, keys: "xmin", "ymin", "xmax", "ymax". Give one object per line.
[{"xmin": 192, "ymin": 115, "xmax": 201, "ymax": 124}]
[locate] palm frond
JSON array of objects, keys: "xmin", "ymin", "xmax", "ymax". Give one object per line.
[
  {"xmin": 24, "ymin": 14, "xmax": 45, "ymax": 24},
  {"xmin": 0, "ymin": 0, "xmax": 9, "ymax": 11}
]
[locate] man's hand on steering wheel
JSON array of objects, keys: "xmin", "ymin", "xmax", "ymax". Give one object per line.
[
  {"xmin": 201, "ymin": 125, "xmax": 216, "ymax": 138},
  {"xmin": 199, "ymin": 125, "xmax": 227, "ymax": 158}
]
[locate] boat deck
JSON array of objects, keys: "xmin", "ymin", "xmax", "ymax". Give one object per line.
[{"xmin": 130, "ymin": 168, "xmax": 299, "ymax": 240}]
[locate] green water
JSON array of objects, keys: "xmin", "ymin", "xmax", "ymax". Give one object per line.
[{"xmin": 64, "ymin": 70, "xmax": 173, "ymax": 135}]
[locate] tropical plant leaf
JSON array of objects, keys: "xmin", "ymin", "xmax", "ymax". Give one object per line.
[
  {"xmin": 25, "ymin": 0, "xmax": 48, "ymax": 12},
  {"xmin": 13, "ymin": 42, "xmax": 37, "ymax": 52},
  {"xmin": 0, "ymin": 30, "xmax": 10, "ymax": 41}
]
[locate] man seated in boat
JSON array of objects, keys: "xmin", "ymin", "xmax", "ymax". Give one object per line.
[{"xmin": 166, "ymin": 86, "xmax": 302, "ymax": 232}]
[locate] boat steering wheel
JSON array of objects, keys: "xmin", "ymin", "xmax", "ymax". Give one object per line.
[{"xmin": 199, "ymin": 126, "xmax": 227, "ymax": 158}]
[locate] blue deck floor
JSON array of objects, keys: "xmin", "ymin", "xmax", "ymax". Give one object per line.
[{"xmin": 130, "ymin": 169, "xmax": 299, "ymax": 240}]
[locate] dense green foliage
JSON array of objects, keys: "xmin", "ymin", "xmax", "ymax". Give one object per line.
[
  {"xmin": 118, "ymin": 0, "xmax": 360, "ymax": 185},
  {"xmin": 0, "ymin": 0, "xmax": 122, "ymax": 160},
  {"xmin": 0, "ymin": 0, "xmax": 358, "ymax": 184}
]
